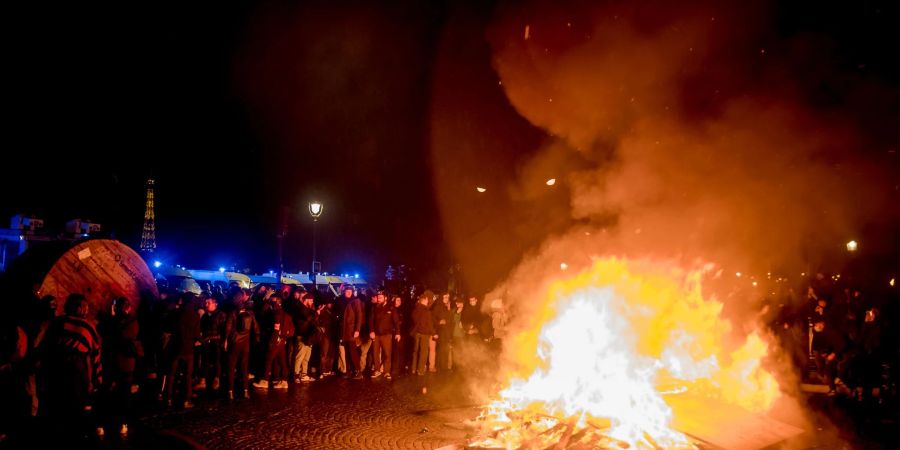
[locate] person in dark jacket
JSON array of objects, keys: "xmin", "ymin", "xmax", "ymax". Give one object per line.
[
  {"xmin": 854, "ymin": 307, "xmax": 884, "ymax": 399},
  {"xmin": 249, "ymin": 285, "xmax": 272, "ymax": 379},
  {"xmin": 359, "ymin": 293, "xmax": 375, "ymax": 374},
  {"xmin": 811, "ymin": 319, "xmax": 846, "ymax": 393},
  {"xmin": 39, "ymin": 294, "xmax": 102, "ymax": 436},
  {"xmin": 316, "ymin": 301, "xmax": 335, "ymax": 377},
  {"xmin": 23, "ymin": 295, "xmax": 56, "ymax": 420},
  {"xmin": 291, "ymin": 293, "xmax": 317, "ymax": 382},
  {"xmin": 253, "ymin": 295, "xmax": 290, "ymax": 390},
  {"xmin": 390, "ymin": 295, "xmax": 407, "ymax": 377},
  {"xmin": 99, "ymin": 297, "xmax": 141, "ymax": 436},
  {"xmin": 197, "ymin": 296, "xmax": 226, "ymax": 392},
  {"xmin": 461, "ymin": 296, "xmax": 485, "ymax": 340},
  {"xmin": 225, "ymin": 291, "xmax": 260, "ymax": 400},
  {"xmin": 164, "ymin": 294, "xmax": 201, "ymax": 408},
  {"xmin": 431, "ymin": 293, "xmax": 453, "ymax": 371},
  {"xmin": 337, "ymin": 286, "xmax": 364, "ymax": 379},
  {"xmin": 410, "ymin": 294, "xmax": 436, "ymax": 376},
  {"xmin": 450, "ymin": 297, "xmax": 464, "ymax": 370},
  {"xmin": 369, "ymin": 291, "xmax": 400, "ymax": 379},
  {"xmin": 1, "ymin": 312, "xmax": 29, "ymax": 443},
  {"xmin": 143, "ymin": 290, "xmax": 169, "ymax": 381},
  {"xmin": 282, "ymin": 289, "xmax": 302, "ymax": 379}
]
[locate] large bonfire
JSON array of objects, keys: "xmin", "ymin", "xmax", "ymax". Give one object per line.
[{"xmin": 467, "ymin": 258, "xmax": 781, "ymax": 449}]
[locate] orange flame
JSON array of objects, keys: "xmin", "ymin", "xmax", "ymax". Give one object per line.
[{"xmin": 473, "ymin": 258, "xmax": 780, "ymax": 449}]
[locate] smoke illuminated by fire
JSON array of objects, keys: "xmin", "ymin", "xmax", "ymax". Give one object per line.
[
  {"xmin": 427, "ymin": 1, "xmax": 897, "ymax": 447},
  {"xmin": 470, "ymin": 258, "xmax": 779, "ymax": 449},
  {"xmin": 429, "ymin": 0, "xmax": 898, "ymax": 295}
]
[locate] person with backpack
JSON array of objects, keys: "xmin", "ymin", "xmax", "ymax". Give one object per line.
[{"xmin": 224, "ymin": 291, "xmax": 259, "ymax": 400}]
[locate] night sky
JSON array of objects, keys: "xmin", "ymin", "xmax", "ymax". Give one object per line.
[{"xmin": 3, "ymin": 1, "xmax": 899, "ymax": 293}]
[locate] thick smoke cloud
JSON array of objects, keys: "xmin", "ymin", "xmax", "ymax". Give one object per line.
[
  {"xmin": 485, "ymin": 0, "xmax": 895, "ymax": 281},
  {"xmin": 428, "ymin": 1, "xmax": 900, "ymax": 423}
]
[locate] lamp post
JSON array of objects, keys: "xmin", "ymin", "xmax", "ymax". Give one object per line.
[
  {"xmin": 309, "ymin": 201, "xmax": 323, "ymax": 273},
  {"xmin": 276, "ymin": 206, "xmax": 288, "ymax": 288}
]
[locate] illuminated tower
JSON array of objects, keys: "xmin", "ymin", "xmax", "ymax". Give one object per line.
[{"xmin": 140, "ymin": 178, "xmax": 157, "ymax": 253}]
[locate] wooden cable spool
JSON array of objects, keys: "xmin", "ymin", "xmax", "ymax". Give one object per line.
[{"xmin": 3, "ymin": 239, "xmax": 158, "ymax": 318}]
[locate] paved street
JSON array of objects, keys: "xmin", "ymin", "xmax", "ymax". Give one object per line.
[
  {"xmin": 118, "ymin": 373, "xmax": 478, "ymax": 450},
  {"xmin": 9, "ymin": 370, "xmax": 894, "ymax": 450}
]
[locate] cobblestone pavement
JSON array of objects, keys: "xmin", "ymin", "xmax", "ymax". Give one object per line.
[
  {"xmin": 9, "ymin": 371, "xmax": 889, "ymax": 449},
  {"xmin": 136, "ymin": 373, "xmax": 480, "ymax": 450}
]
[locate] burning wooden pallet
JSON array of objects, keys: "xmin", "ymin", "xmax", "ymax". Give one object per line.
[
  {"xmin": 458, "ymin": 412, "xmax": 693, "ymax": 450},
  {"xmin": 439, "ymin": 393, "xmax": 803, "ymax": 450}
]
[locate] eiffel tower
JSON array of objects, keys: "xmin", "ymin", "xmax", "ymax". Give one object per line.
[{"xmin": 140, "ymin": 178, "xmax": 157, "ymax": 253}]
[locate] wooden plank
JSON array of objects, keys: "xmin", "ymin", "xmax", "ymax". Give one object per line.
[{"xmin": 665, "ymin": 394, "xmax": 804, "ymax": 450}]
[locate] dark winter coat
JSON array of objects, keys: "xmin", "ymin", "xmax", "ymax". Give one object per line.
[
  {"xmin": 339, "ymin": 297, "xmax": 364, "ymax": 342},
  {"xmin": 431, "ymin": 303, "xmax": 453, "ymax": 339},
  {"xmin": 411, "ymin": 303, "xmax": 435, "ymax": 336},
  {"xmin": 370, "ymin": 303, "xmax": 400, "ymax": 336},
  {"xmin": 225, "ymin": 307, "xmax": 260, "ymax": 347},
  {"xmin": 171, "ymin": 307, "xmax": 200, "ymax": 358}
]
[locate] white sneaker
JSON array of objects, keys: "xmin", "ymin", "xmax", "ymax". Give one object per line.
[
  {"xmin": 372, "ymin": 371, "xmax": 382, "ymax": 378},
  {"xmin": 301, "ymin": 375, "xmax": 314, "ymax": 382},
  {"xmin": 274, "ymin": 380, "xmax": 289, "ymax": 390},
  {"xmin": 252, "ymin": 379, "xmax": 269, "ymax": 389},
  {"xmin": 119, "ymin": 424, "xmax": 128, "ymax": 436}
]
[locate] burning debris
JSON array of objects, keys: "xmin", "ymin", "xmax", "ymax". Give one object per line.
[
  {"xmin": 465, "ymin": 410, "xmax": 669, "ymax": 449},
  {"xmin": 459, "ymin": 258, "xmax": 786, "ymax": 449}
]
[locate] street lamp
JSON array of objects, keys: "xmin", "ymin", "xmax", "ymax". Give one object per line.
[
  {"xmin": 309, "ymin": 201, "xmax": 323, "ymax": 219},
  {"xmin": 846, "ymin": 240, "xmax": 858, "ymax": 253},
  {"xmin": 309, "ymin": 201, "xmax": 323, "ymax": 273}
]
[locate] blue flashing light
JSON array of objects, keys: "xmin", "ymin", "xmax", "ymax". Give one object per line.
[
  {"xmin": 19, "ymin": 235, "xmax": 24, "ymax": 241},
  {"xmin": 219, "ymin": 267, "xmax": 226, "ymax": 273},
  {"xmin": 82, "ymin": 233, "xmax": 89, "ymax": 237},
  {"xmin": 153, "ymin": 261, "xmax": 162, "ymax": 268},
  {"xmin": 354, "ymin": 274, "xmax": 359, "ymax": 279}
]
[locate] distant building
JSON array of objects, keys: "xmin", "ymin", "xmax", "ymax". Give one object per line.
[
  {"xmin": 10, "ymin": 214, "xmax": 44, "ymax": 231},
  {"xmin": 0, "ymin": 215, "xmax": 102, "ymax": 272},
  {"xmin": 65, "ymin": 218, "xmax": 102, "ymax": 237}
]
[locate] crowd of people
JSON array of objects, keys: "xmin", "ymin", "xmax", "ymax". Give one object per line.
[
  {"xmin": 0, "ymin": 282, "xmax": 509, "ymax": 443},
  {"xmin": 2, "ymin": 270, "xmax": 897, "ymax": 445},
  {"xmin": 760, "ymin": 273, "xmax": 898, "ymax": 403}
]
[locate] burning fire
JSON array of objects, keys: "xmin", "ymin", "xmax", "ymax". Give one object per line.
[{"xmin": 469, "ymin": 258, "xmax": 780, "ymax": 449}]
